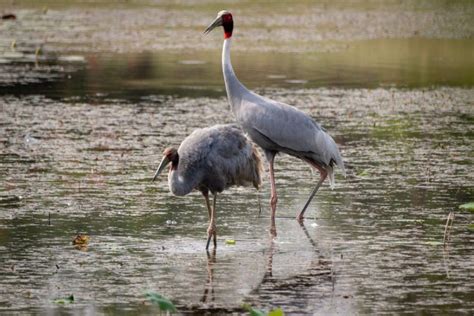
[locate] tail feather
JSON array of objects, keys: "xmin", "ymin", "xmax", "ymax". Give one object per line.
[
  {"xmin": 317, "ymin": 130, "xmax": 345, "ymax": 179},
  {"xmin": 327, "ymin": 165, "xmax": 335, "ymax": 189},
  {"xmin": 335, "ymin": 154, "xmax": 346, "ymax": 178}
]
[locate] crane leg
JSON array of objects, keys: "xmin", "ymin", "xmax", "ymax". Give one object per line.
[
  {"xmin": 297, "ymin": 171, "xmax": 327, "ymax": 222},
  {"xmin": 265, "ymin": 151, "xmax": 278, "ymax": 237},
  {"xmin": 203, "ymin": 191, "xmax": 212, "ymax": 218},
  {"xmin": 203, "ymin": 192, "xmax": 217, "ymax": 250},
  {"xmin": 212, "ymin": 193, "xmax": 217, "ymax": 248}
]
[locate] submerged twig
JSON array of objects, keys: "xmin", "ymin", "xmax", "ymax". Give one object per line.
[
  {"xmin": 443, "ymin": 211, "xmax": 455, "ymax": 248},
  {"xmin": 442, "ymin": 247, "xmax": 451, "ymax": 278},
  {"xmin": 35, "ymin": 47, "xmax": 41, "ymax": 68}
]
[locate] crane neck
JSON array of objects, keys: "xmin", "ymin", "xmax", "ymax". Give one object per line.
[
  {"xmin": 168, "ymin": 166, "xmax": 194, "ymax": 196},
  {"xmin": 222, "ymin": 38, "xmax": 248, "ymax": 112}
]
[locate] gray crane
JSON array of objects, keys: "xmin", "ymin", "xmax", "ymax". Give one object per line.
[
  {"xmin": 152, "ymin": 124, "xmax": 263, "ymax": 249},
  {"xmin": 205, "ymin": 11, "xmax": 345, "ymax": 236}
]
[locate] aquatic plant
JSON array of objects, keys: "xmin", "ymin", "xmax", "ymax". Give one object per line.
[
  {"xmin": 243, "ymin": 304, "xmax": 285, "ymax": 316},
  {"xmin": 145, "ymin": 292, "xmax": 177, "ymax": 313}
]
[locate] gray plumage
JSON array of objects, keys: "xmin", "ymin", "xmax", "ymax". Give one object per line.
[
  {"xmin": 152, "ymin": 123, "xmax": 262, "ymax": 249},
  {"xmin": 168, "ymin": 124, "xmax": 262, "ymax": 196},
  {"xmin": 232, "ymin": 91, "xmax": 345, "ymax": 185},
  {"xmin": 205, "ymin": 11, "xmax": 345, "ymax": 234}
]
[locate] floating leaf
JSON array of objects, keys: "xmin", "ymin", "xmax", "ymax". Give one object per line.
[
  {"xmin": 225, "ymin": 239, "xmax": 236, "ymax": 245},
  {"xmin": 54, "ymin": 295, "xmax": 74, "ymax": 304},
  {"xmin": 2, "ymin": 14, "xmax": 16, "ymax": 20},
  {"xmin": 72, "ymin": 234, "xmax": 90, "ymax": 245},
  {"xmin": 242, "ymin": 304, "xmax": 285, "ymax": 316},
  {"xmin": 459, "ymin": 202, "xmax": 474, "ymax": 212},
  {"xmin": 425, "ymin": 241, "xmax": 443, "ymax": 246},
  {"xmin": 268, "ymin": 308, "xmax": 285, "ymax": 316},
  {"xmin": 242, "ymin": 304, "xmax": 265, "ymax": 316},
  {"xmin": 58, "ymin": 55, "xmax": 86, "ymax": 63},
  {"xmin": 357, "ymin": 169, "xmax": 369, "ymax": 177},
  {"xmin": 145, "ymin": 292, "xmax": 177, "ymax": 313}
]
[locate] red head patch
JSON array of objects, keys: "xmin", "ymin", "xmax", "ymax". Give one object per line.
[
  {"xmin": 222, "ymin": 13, "xmax": 233, "ymax": 39},
  {"xmin": 163, "ymin": 147, "xmax": 179, "ymax": 169}
]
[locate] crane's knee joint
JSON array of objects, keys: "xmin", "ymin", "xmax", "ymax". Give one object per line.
[
  {"xmin": 270, "ymin": 195, "xmax": 278, "ymax": 206},
  {"xmin": 207, "ymin": 223, "xmax": 217, "ymax": 235}
]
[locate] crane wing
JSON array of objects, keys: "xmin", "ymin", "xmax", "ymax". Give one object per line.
[
  {"xmin": 206, "ymin": 124, "xmax": 260, "ymax": 187},
  {"xmin": 238, "ymin": 94, "xmax": 345, "ymax": 173},
  {"xmin": 178, "ymin": 124, "xmax": 260, "ymax": 189}
]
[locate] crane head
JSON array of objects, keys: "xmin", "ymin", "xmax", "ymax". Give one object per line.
[
  {"xmin": 152, "ymin": 147, "xmax": 178, "ymax": 182},
  {"xmin": 204, "ymin": 10, "xmax": 233, "ymax": 39}
]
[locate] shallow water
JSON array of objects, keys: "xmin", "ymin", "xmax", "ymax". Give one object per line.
[
  {"xmin": 1, "ymin": 1, "xmax": 474, "ymax": 315},
  {"xmin": 1, "ymin": 38, "xmax": 474, "ymax": 99},
  {"xmin": 1, "ymin": 86, "xmax": 473, "ymax": 314}
]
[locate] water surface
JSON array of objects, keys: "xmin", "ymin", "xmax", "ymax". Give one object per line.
[
  {"xmin": 1, "ymin": 38, "xmax": 473, "ymax": 99},
  {"xmin": 0, "ymin": 1, "xmax": 473, "ymax": 315},
  {"xmin": 1, "ymin": 86, "xmax": 473, "ymax": 314}
]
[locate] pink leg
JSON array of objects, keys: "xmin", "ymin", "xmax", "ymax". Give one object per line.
[
  {"xmin": 203, "ymin": 192, "xmax": 217, "ymax": 250},
  {"xmin": 266, "ymin": 151, "xmax": 278, "ymax": 237}
]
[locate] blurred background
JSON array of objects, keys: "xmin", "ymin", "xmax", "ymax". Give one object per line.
[{"xmin": 1, "ymin": 0, "xmax": 473, "ymax": 97}]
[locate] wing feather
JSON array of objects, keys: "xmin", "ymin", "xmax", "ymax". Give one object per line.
[{"xmin": 238, "ymin": 95, "xmax": 344, "ymax": 174}]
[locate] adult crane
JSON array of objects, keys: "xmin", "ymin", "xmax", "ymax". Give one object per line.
[
  {"xmin": 152, "ymin": 124, "xmax": 262, "ymax": 249},
  {"xmin": 204, "ymin": 10, "xmax": 345, "ymax": 236}
]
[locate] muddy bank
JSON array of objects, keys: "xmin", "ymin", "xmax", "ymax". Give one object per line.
[
  {"xmin": 1, "ymin": 1, "xmax": 472, "ymax": 91},
  {"xmin": 1, "ymin": 1, "xmax": 473, "ymax": 55}
]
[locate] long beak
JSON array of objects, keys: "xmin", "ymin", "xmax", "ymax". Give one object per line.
[
  {"xmin": 203, "ymin": 16, "xmax": 222, "ymax": 34},
  {"xmin": 152, "ymin": 156, "xmax": 170, "ymax": 182}
]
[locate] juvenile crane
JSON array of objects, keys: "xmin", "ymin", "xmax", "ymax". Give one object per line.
[
  {"xmin": 204, "ymin": 11, "xmax": 345, "ymax": 236},
  {"xmin": 152, "ymin": 124, "xmax": 262, "ymax": 250}
]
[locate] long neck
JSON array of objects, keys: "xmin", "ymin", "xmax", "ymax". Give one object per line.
[
  {"xmin": 222, "ymin": 38, "xmax": 247, "ymax": 112},
  {"xmin": 168, "ymin": 167, "xmax": 194, "ymax": 196}
]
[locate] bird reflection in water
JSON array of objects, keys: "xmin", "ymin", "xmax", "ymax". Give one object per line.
[
  {"xmin": 245, "ymin": 222, "xmax": 334, "ymax": 309},
  {"xmin": 198, "ymin": 223, "xmax": 334, "ymax": 309},
  {"xmin": 201, "ymin": 249, "xmax": 217, "ymax": 303}
]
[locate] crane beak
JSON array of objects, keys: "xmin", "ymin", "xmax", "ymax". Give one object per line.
[
  {"xmin": 204, "ymin": 16, "xmax": 222, "ymax": 34},
  {"xmin": 152, "ymin": 156, "xmax": 170, "ymax": 182}
]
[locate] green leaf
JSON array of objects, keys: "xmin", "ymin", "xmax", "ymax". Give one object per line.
[
  {"xmin": 54, "ymin": 295, "xmax": 74, "ymax": 305},
  {"xmin": 145, "ymin": 292, "xmax": 177, "ymax": 313},
  {"xmin": 468, "ymin": 224, "xmax": 474, "ymax": 232},
  {"xmin": 459, "ymin": 202, "xmax": 474, "ymax": 212},
  {"xmin": 242, "ymin": 304, "xmax": 266, "ymax": 316},
  {"xmin": 268, "ymin": 308, "xmax": 285, "ymax": 316},
  {"xmin": 357, "ymin": 169, "xmax": 369, "ymax": 177}
]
